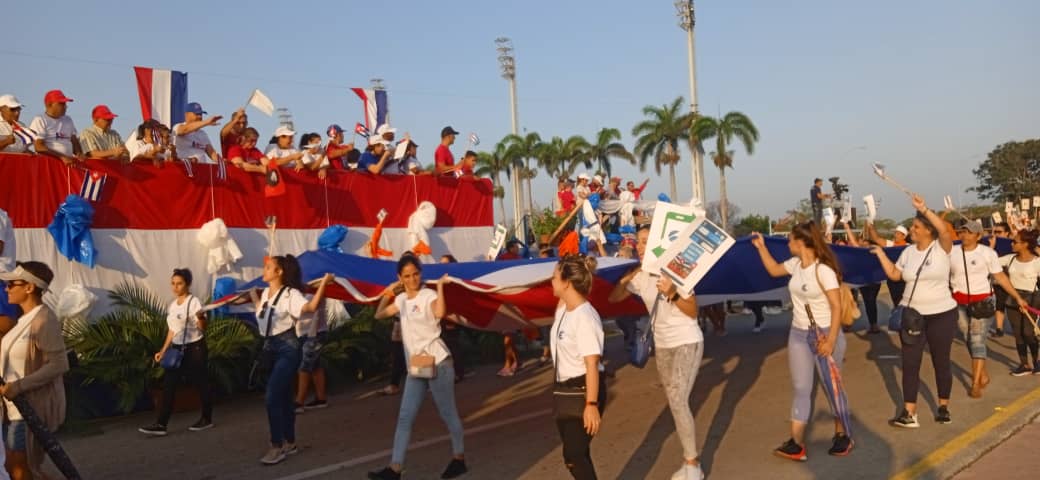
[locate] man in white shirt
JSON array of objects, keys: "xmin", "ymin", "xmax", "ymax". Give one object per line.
[
  {"xmin": 0, "ymin": 95, "xmax": 32, "ymax": 154},
  {"xmin": 173, "ymin": 102, "xmax": 222, "ymax": 164},
  {"xmin": 29, "ymin": 90, "xmax": 81, "ymax": 164}
]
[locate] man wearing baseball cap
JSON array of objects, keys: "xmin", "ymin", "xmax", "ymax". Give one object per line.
[
  {"xmin": 173, "ymin": 102, "xmax": 222, "ymax": 164},
  {"xmin": 434, "ymin": 126, "xmax": 460, "ymax": 176},
  {"xmin": 0, "ymin": 94, "xmax": 32, "ymax": 153},
  {"xmin": 325, "ymin": 124, "xmax": 355, "ymax": 170},
  {"xmin": 80, "ymin": 105, "xmax": 128, "ymax": 160},
  {"xmin": 29, "ymin": 89, "xmax": 81, "ymax": 164},
  {"xmin": 358, "ymin": 136, "xmax": 392, "ymax": 174}
]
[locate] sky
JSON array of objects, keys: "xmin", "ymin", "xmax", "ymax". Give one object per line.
[{"xmin": 5, "ymin": 0, "xmax": 1038, "ymax": 222}]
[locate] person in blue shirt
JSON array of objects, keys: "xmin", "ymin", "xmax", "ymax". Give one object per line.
[{"xmin": 358, "ymin": 137, "xmax": 391, "ymax": 174}]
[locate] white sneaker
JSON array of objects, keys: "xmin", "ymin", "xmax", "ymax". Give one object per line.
[
  {"xmin": 671, "ymin": 464, "xmax": 705, "ymax": 480},
  {"xmin": 752, "ymin": 326, "xmax": 762, "ymax": 333},
  {"xmin": 260, "ymin": 447, "xmax": 286, "ymax": 465}
]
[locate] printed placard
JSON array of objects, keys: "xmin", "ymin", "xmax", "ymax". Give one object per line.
[
  {"xmin": 657, "ymin": 217, "xmax": 736, "ymax": 296},
  {"xmin": 1022, "ymin": 199, "xmax": 1031, "ymax": 211},
  {"xmin": 643, "ymin": 201, "xmax": 701, "ymax": 271},
  {"xmin": 862, "ymin": 195, "xmax": 877, "ymax": 223},
  {"xmin": 992, "ymin": 212, "xmax": 1003, "ymax": 224},
  {"xmin": 1006, "ymin": 202, "xmax": 1015, "ymax": 213},
  {"xmin": 487, "ymin": 224, "xmax": 508, "ymax": 260}
]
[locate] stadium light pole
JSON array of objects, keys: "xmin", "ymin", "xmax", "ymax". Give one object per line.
[
  {"xmin": 496, "ymin": 37, "xmax": 525, "ymax": 243},
  {"xmin": 676, "ymin": 0, "xmax": 705, "ymax": 206}
]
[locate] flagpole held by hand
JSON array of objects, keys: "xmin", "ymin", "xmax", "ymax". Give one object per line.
[{"xmin": 871, "ymin": 163, "xmax": 914, "ymax": 198}]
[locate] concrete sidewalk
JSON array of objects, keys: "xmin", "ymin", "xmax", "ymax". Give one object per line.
[
  {"xmin": 48, "ymin": 306, "xmax": 1040, "ymax": 479},
  {"xmin": 952, "ymin": 418, "xmax": 1040, "ymax": 480}
]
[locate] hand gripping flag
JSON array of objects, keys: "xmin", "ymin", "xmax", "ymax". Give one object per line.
[
  {"xmin": 10, "ymin": 123, "xmax": 38, "ymax": 145},
  {"xmin": 246, "ymin": 89, "xmax": 276, "ymax": 116}
]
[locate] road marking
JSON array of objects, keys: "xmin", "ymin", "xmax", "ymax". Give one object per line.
[
  {"xmin": 275, "ymin": 408, "xmax": 552, "ymax": 480},
  {"xmin": 889, "ymin": 386, "xmax": 1040, "ymax": 480}
]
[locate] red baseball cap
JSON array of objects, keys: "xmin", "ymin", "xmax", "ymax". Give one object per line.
[
  {"xmin": 91, "ymin": 105, "xmax": 117, "ymax": 120},
  {"xmin": 43, "ymin": 89, "xmax": 73, "ymax": 104}
]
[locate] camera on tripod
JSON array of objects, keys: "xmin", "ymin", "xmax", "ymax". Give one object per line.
[{"xmin": 829, "ymin": 176, "xmax": 849, "ymax": 201}]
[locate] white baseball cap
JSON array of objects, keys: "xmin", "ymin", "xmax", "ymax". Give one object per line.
[
  {"xmin": 0, "ymin": 265, "xmax": 50, "ymax": 290},
  {"xmin": 375, "ymin": 124, "xmax": 397, "ymax": 136},
  {"xmin": 593, "ymin": 175, "xmax": 603, "ymax": 184},
  {"xmin": 274, "ymin": 126, "xmax": 295, "ymax": 137},
  {"xmin": 0, "ymin": 94, "xmax": 23, "ymax": 109},
  {"xmin": 368, "ymin": 136, "xmax": 390, "ymax": 147},
  {"xmin": 895, "ymin": 226, "xmax": 908, "ymax": 236},
  {"xmin": 577, "ymin": 173, "xmax": 590, "ymax": 181}
]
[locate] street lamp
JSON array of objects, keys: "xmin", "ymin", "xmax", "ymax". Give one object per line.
[
  {"xmin": 675, "ymin": 0, "xmax": 704, "ymax": 206},
  {"xmin": 496, "ymin": 37, "xmax": 525, "ymax": 242}
]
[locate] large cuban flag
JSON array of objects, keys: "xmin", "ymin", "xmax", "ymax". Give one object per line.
[
  {"xmin": 133, "ymin": 66, "xmax": 189, "ymax": 127},
  {"xmin": 351, "ymin": 88, "xmax": 389, "ymax": 133}
]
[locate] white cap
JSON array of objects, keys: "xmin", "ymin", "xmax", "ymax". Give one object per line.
[
  {"xmin": 375, "ymin": 124, "xmax": 397, "ymax": 136},
  {"xmin": 593, "ymin": 175, "xmax": 603, "ymax": 184},
  {"xmin": 0, "ymin": 94, "xmax": 23, "ymax": 109},
  {"xmin": 0, "ymin": 265, "xmax": 49, "ymax": 290},
  {"xmin": 895, "ymin": 225, "xmax": 908, "ymax": 236},
  {"xmin": 368, "ymin": 136, "xmax": 390, "ymax": 147},
  {"xmin": 274, "ymin": 126, "xmax": 295, "ymax": 137},
  {"xmin": 577, "ymin": 173, "xmax": 590, "ymax": 181}
]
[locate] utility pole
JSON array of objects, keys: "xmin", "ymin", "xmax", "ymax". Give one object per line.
[
  {"xmin": 276, "ymin": 108, "xmax": 294, "ymax": 130},
  {"xmin": 676, "ymin": 0, "xmax": 705, "ymax": 205},
  {"xmin": 496, "ymin": 37, "xmax": 525, "ymax": 243}
]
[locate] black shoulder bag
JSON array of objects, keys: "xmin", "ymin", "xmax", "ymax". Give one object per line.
[
  {"xmin": 901, "ymin": 246, "xmax": 934, "ymax": 345},
  {"xmin": 159, "ymin": 297, "xmax": 195, "ymax": 370},
  {"xmin": 963, "ymin": 248, "xmax": 996, "ymax": 319},
  {"xmin": 249, "ymin": 287, "xmax": 287, "ymax": 389}
]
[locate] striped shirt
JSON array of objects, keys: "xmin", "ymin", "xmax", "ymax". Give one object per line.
[{"xmin": 79, "ymin": 124, "xmax": 123, "ymax": 156}]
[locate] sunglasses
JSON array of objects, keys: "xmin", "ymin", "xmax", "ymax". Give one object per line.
[
  {"xmin": 994, "ymin": 230, "xmax": 1007, "ymax": 234},
  {"xmin": 4, "ymin": 281, "xmax": 28, "ymax": 290}
]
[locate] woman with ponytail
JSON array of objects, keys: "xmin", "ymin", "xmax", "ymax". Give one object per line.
[
  {"xmin": 253, "ymin": 255, "xmax": 333, "ymax": 465},
  {"xmin": 751, "ymin": 221, "xmax": 853, "ymax": 461}
]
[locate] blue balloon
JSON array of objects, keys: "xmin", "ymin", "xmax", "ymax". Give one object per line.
[
  {"xmin": 658, "ymin": 193, "xmax": 671, "ymax": 203},
  {"xmin": 317, "ymin": 225, "xmax": 349, "ymax": 253}
]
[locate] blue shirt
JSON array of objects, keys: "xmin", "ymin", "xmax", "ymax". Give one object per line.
[{"xmin": 358, "ymin": 151, "xmax": 381, "ymax": 173}]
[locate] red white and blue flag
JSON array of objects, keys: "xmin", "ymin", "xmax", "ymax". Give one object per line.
[
  {"xmin": 80, "ymin": 170, "xmax": 107, "ymax": 202},
  {"xmin": 354, "ymin": 122, "xmax": 369, "ymax": 138},
  {"xmin": 133, "ymin": 66, "xmax": 189, "ymax": 127},
  {"xmin": 350, "ymin": 88, "xmax": 389, "ymax": 133},
  {"xmin": 10, "ymin": 123, "xmax": 38, "ymax": 145}
]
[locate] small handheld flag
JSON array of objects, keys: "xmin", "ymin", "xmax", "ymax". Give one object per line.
[
  {"xmin": 354, "ymin": 123, "xmax": 369, "ymax": 138},
  {"xmin": 80, "ymin": 171, "xmax": 107, "ymax": 202},
  {"xmin": 11, "ymin": 123, "xmax": 38, "ymax": 145},
  {"xmin": 468, "ymin": 132, "xmax": 480, "ymax": 146},
  {"xmin": 246, "ymin": 89, "xmax": 276, "ymax": 116}
]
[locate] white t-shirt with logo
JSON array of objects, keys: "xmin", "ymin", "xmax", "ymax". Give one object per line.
[
  {"xmin": 266, "ymin": 146, "xmax": 300, "ymax": 167},
  {"xmin": 301, "ymin": 150, "xmax": 329, "ymax": 169},
  {"xmin": 551, "ymin": 302, "xmax": 604, "ymax": 382},
  {"xmin": 948, "ymin": 245, "xmax": 1000, "ymax": 296},
  {"xmin": 28, "ymin": 114, "xmax": 77, "ymax": 156},
  {"xmin": 0, "ymin": 209, "xmax": 14, "ymax": 272},
  {"xmin": 0, "ymin": 119, "xmax": 30, "ymax": 153},
  {"xmin": 395, "ymin": 289, "xmax": 451, "ymax": 364},
  {"xmin": 256, "ymin": 287, "xmax": 307, "ymax": 336},
  {"xmin": 784, "ymin": 258, "xmax": 840, "ymax": 329},
  {"xmin": 1001, "ymin": 254, "xmax": 1040, "ymax": 292},
  {"xmin": 172, "ymin": 123, "xmax": 214, "ymax": 163},
  {"xmin": 626, "ymin": 271, "xmax": 702, "ymax": 348},
  {"xmin": 896, "ymin": 241, "xmax": 956, "ymax": 315},
  {"xmin": 167, "ymin": 295, "xmax": 204, "ymax": 345}
]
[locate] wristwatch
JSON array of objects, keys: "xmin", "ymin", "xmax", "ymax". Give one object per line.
[{"xmin": 586, "ymin": 401, "xmax": 598, "ymax": 406}]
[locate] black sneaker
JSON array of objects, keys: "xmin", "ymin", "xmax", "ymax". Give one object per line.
[
  {"xmin": 441, "ymin": 458, "xmax": 468, "ymax": 479},
  {"xmin": 828, "ymin": 433, "xmax": 853, "ymax": 456},
  {"xmin": 1034, "ymin": 361, "xmax": 1040, "ymax": 375},
  {"xmin": 935, "ymin": 406, "xmax": 952, "ymax": 424},
  {"xmin": 1011, "ymin": 365, "xmax": 1033, "ymax": 377},
  {"xmin": 890, "ymin": 410, "xmax": 919, "ymax": 428},
  {"xmin": 188, "ymin": 418, "xmax": 214, "ymax": 431},
  {"xmin": 304, "ymin": 399, "xmax": 328, "ymax": 410},
  {"xmin": 368, "ymin": 467, "xmax": 401, "ymax": 480},
  {"xmin": 773, "ymin": 438, "xmax": 806, "ymax": 461},
  {"xmin": 138, "ymin": 423, "xmax": 168, "ymax": 436},
  {"xmin": 990, "ymin": 329, "xmax": 1005, "ymax": 338}
]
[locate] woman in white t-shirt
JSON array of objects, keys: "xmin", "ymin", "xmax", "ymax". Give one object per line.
[
  {"xmin": 871, "ymin": 194, "xmax": 958, "ymax": 428},
  {"xmin": 549, "ymin": 255, "xmax": 605, "ymax": 480},
  {"xmin": 368, "ymin": 254, "xmax": 467, "ymax": 480},
  {"xmin": 138, "ymin": 268, "xmax": 214, "ymax": 436},
  {"xmin": 948, "ymin": 220, "xmax": 1026, "ymax": 397},
  {"xmin": 297, "ymin": 133, "xmax": 330, "ymax": 179},
  {"xmin": 609, "ymin": 226, "xmax": 705, "ymax": 480},
  {"xmin": 1000, "ymin": 229, "xmax": 1040, "ymax": 376},
  {"xmin": 751, "ymin": 222, "xmax": 852, "ymax": 461},
  {"xmin": 251, "ymin": 255, "xmax": 333, "ymax": 465}
]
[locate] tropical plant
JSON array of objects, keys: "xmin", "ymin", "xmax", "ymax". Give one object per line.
[
  {"xmin": 531, "ymin": 207, "xmax": 566, "ymax": 238},
  {"xmin": 500, "ymin": 132, "xmax": 543, "ymax": 217},
  {"xmin": 537, "ymin": 135, "xmax": 592, "ymax": 182},
  {"xmin": 691, "ymin": 111, "xmax": 759, "ymax": 230},
  {"xmin": 475, "ymin": 143, "xmax": 513, "ymax": 225},
  {"xmin": 585, "ymin": 128, "xmax": 635, "ymax": 178},
  {"xmin": 320, "ymin": 307, "xmax": 390, "ymax": 384},
  {"xmin": 632, "ymin": 97, "xmax": 691, "ymax": 201}
]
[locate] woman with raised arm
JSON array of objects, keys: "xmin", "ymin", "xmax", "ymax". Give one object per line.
[
  {"xmin": 870, "ymin": 194, "xmax": 958, "ymax": 428},
  {"xmin": 750, "ymin": 223, "xmax": 853, "ymax": 461},
  {"xmin": 368, "ymin": 254, "xmax": 467, "ymax": 480}
]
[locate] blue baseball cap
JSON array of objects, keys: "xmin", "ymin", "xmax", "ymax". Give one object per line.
[
  {"xmin": 186, "ymin": 102, "xmax": 207, "ymax": 115},
  {"xmin": 327, "ymin": 124, "xmax": 344, "ymax": 137}
]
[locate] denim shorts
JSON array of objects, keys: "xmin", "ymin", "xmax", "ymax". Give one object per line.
[
  {"xmin": 3, "ymin": 420, "xmax": 27, "ymax": 452},
  {"xmin": 299, "ymin": 331, "xmax": 328, "ymax": 373}
]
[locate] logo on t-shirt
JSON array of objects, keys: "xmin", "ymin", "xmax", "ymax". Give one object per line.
[
  {"xmin": 801, "ymin": 284, "xmax": 809, "ymax": 292},
  {"xmin": 411, "ymin": 305, "xmax": 421, "ymax": 314},
  {"xmin": 557, "ymin": 328, "xmax": 565, "ymax": 340}
]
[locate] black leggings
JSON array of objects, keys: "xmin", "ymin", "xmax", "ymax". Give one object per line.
[
  {"xmin": 1006, "ymin": 308, "xmax": 1040, "ymax": 365},
  {"xmin": 887, "ymin": 280, "xmax": 906, "ymax": 306},
  {"xmin": 554, "ymin": 383, "xmax": 606, "ymax": 480},
  {"xmin": 859, "ymin": 283, "xmax": 881, "ymax": 326},
  {"xmin": 158, "ymin": 340, "xmax": 212, "ymax": 425},
  {"xmin": 901, "ymin": 307, "xmax": 958, "ymax": 403}
]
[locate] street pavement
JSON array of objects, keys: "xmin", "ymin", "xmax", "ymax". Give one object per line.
[{"xmin": 51, "ymin": 302, "xmax": 1040, "ymax": 479}]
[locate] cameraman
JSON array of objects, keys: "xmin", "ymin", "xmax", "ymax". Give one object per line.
[{"xmin": 810, "ymin": 178, "xmax": 831, "ymax": 224}]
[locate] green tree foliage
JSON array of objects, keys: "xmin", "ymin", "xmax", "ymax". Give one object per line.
[{"xmin": 970, "ymin": 139, "xmax": 1040, "ymax": 201}]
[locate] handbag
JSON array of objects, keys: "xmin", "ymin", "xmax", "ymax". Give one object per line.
[
  {"xmin": 408, "ymin": 340, "xmax": 438, "ymax": 379},
  {"xmin": 630, "ymin": 294, "xmax": 661, "ymax": 368},
  {"xmin": 249, "ymin": 287, "xmax": 288, "ymax": 384},
  {"xmin": 900, "ymin": 246, "xmax": 934, "ymax": 345},
  {"xmin": 962, "ymin": 247, "xmax": 996, "ymax": 319},
  {"xmin": 159, "ymin": 297, "xmax": 195, "ymax": 370},
  {"xmin": 812, "ymin": 264, "xmax": 861, "ymax": 327}
]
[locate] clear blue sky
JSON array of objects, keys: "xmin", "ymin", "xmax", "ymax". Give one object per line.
[{"xmin": 6, "ymin": 0, "xmax": 1038, "ymax": 221}]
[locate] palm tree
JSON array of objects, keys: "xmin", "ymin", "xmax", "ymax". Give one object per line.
[
  {"xmin": 539, "ymin": 135, "xmax": 592, "ymax": 181},
  {"xmin": 632, "ymin": 97, "xmax": 691, "ymax": 201},
  {"xmin": 500, "ymin": 132, "xmax": 543, "ymax": 217},
  {"xmin": 586, "ymin": 128, "xmax": 635, "ymax": 178},
  {"xmin": 475, "ymin": 143, "xmax": 513, "ymax": 225},
  {"xmin": 691, "ymin": 111, "xmax": 760, "ymax": 230}
]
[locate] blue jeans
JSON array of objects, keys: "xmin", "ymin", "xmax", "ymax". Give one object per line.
[
  {"xmin": 265, "ymin": 332, "xmax": 302, "ymax": 445},
  {"xmin": 956, "ymin": 306, "xmax": 990, "ymax": 359},
  {"xmin": 3, "ymin": 420, "xmax": 26, "ymax": 451},
  {"xmin": 390, "ymin": 360, "xmax": 465, "ymax": 465}
]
